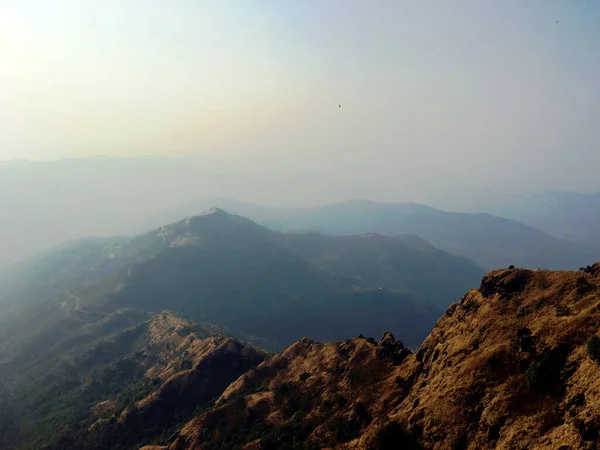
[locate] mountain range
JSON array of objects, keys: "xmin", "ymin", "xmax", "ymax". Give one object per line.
[
  {"xmin": 374, "ymin": 186, "xmax": 600, "ymax": 248},
  {"xmin": 0, "ymin": 209, "xmax": 483, "ymax": 352},
  {"xmin": 150, "ymin": 198, "xmax": 599, "ymax": 271},
  {"xmin": 1, "ymin": 158, "xmax": 598, "ymax": 272}
]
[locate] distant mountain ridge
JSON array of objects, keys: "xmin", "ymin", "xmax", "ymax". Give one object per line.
[
  {"xmin": 151, "ymin": 198, "xmax": 599, "ymax": 271},
  {"xmin": 485, "ymin": 191, "xmax": 600, "ymax": 247},
  {"xmin": 1, "ymin": 156, "xmax": 597, "ymax": 270},
  {"xmin": 374, "ymin": 187, "xmax": 600, "ymax": 247}
]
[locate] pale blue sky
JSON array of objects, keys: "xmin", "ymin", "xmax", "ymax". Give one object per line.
[{"xmin": 1, "ymin": 1, "xmax": 599, "ymax": 191}]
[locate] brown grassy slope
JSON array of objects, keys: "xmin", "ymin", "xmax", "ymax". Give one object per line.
[
  {"xmin": 119, "ymin": 335, "xmax": 267, "ymax": 427},
  {"xmin": 387, "ymin": 262, "xmax": 600, "ymax": 450},
  {"xmin": 52, "ymin": 312, "xmax": 267, "ymax": 450},
  {"xmin": 145, "ymin": 263, "xmax": 600, "ymax": 450},
  {"xmin": 157, "ymin": 334, "xmax": 415, "ymax": 450}
]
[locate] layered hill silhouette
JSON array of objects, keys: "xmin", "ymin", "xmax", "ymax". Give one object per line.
[
  {"xmin": 494, "ymin": 191, "xmax": 600, "ymax": 248},
  {"xmin": 0, "ymin": 209, "xmax": 482, "ymax": 351},
  {"xmin": 401, "ymin": 188, "xmax": 600, "ymax": 248},
  {"xmin": 150, "ymin": 198, "xmax": 599, "ymax": 271}
]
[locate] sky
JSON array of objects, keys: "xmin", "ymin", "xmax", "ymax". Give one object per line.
[{"xmin": 1, "ymin": 0, "xmax": 600, "ymax": 192}]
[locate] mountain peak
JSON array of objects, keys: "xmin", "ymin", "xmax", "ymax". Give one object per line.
[
  {"xmin": 196, "ymin": 207, "xmax": 227, "ymax": 216},
  {"xmin": 159, "ymin": 207, "xmax": 269, "ymax": 238},
  {"xmin": 182, "ymin": 207, "xmax": 232, "ymax": 223}
]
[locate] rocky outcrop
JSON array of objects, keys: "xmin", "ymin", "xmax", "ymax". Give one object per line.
[
  {"xmin": 376, "ymin": 332, "xmax": 412, "ymax": 365},
  {"xmin": 120, "ymin": 336, "xmax": 266, "ymax": 431},
  {"xmin": 479, "ymin": 268, "xmax": 533, "ymax": 298},
  {"xmin": 69, "ymin": 325, "xmax": 266, "ymax": 450}
]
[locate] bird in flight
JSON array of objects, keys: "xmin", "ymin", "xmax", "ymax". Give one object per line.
[
  {"xmin": 339, "ymin": 104, "xmax": 341, "ymax": 108},
  {"xmin": 556, "ymin": 20, "xmax": 559, "ymax": 24}
]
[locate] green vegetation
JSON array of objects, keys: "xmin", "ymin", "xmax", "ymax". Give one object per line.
[
  {"xmin": 0, "ymin": 307, "xmax": 154, "ymax": 449},
  {"xmin": 525, "ymin": 362, "xmax": 541, "ymax": 391}
]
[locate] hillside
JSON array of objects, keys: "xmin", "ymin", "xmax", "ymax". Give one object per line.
[
  {"xmin": 0, "ymin": 236, "xmax": 143, "ymax": 312},
  {"xmin": 484, "ymin": 191, "xmax": 600, "ymax": 248},
  {"xmin": 275, "ymin": 232, "xmax": 480, "ymax": 309},
  {"xmin": 0, "ymin": 302, "xmax": 265, "ymax": 450},
  {"xmin": 0, "ymin": 209, "xmax": 482, "ymax": 349},
  {"xmin": 144, "ymin": 263, "xmax": 600, "ymax": 449},
  {"xmin": 388, "ymin": 187, "xmax": 600, "ymax": 248},
  {"xmin": 265, "ymin": 200, "xmax": 599, "ymax": 271},
  {"xmin": 153, "ymin": 198, "xmax": 599, "ymax": 271}
]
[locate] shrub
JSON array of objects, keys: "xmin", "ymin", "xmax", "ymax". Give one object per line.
[
  {"xmin": 329, "ymin": 416, "xmax": 356, "ymax": 442},
  {"xmin": 298, "ymin": 372, "xmax": 311, "ymax": 382},
  {"xmin": 334, "ymin": 394, "xmax": 348, "ymax": 408},
  {"xmin": 176, "ymin": 326, "xmax": 191, "ymax": 337},
  {"xmin": 274, "ymin": 382, "xmax": 298, "ymax": 404},
  {"xmin": 525, "ymin": 362, "xmax": 541, "ymax": 391},
  {"xmin": 273, "ymin": 382, "xmax": 312, "ymax": 416},
  {"xmin": 587, "ymin": 336, "xmax": 600, "ymax": 364},
  {"xmin": 576, "ymin": 277, "xmax": 592, "ymax": 295},
  {"xmin": 348, "ymin": 371, "xmax": 361, "ymax": 382},
  {"xmin": 555, "ymin": 305, "xmax": 571, "ymax": 317},
  {"xmin": 395, "ymin": 376, "xmax": 405, "ymax": 388},
  {"xmin": 260, "ymin": 413, "xmax": 317, "ymax": 450},
  {"xmin": 525, "ymin": 345, "xmax": 570, "ymax": 393},
  {"xmin": 373, "ymin": 421, "xmax": 420, "ymax": 450}
]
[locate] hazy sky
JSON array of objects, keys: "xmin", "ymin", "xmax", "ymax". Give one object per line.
[{"xmin": 1, "ymin": 1, "xmax": 599, "ymax": 191}]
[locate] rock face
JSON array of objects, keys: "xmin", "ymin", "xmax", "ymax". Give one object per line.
[
  {"xmin": 157, "ymin": 334, "xmax": 413, "ymax": 450},
  {"xmin": 479, "ymin": 268, "xmax": 533, "ymax": 298},
  {"xmin": 117, "ymin": 336, "xmax": 266, "ymax": 440},
  {"xmin": 44, "ymin": 313, "xmax": 267, "ymax": 450},
  {"xmin": 376, "ymin": 332, "xmax": 412, "ymax": 365},
  {"xmin": 150, "ymin": 264, "xmax": 600, "ymax": 450}
]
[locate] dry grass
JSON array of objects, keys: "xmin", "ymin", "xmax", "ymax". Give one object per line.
[{"xmin": 148, "ymin": 264, "xmax": 600, "ymax": 450}]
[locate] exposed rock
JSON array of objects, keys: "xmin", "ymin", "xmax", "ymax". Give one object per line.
[
  {"xmin": 376, "ymin": 332, "xmax": 412, "ymax": 365},
  {"xmin": 480, "ymin": 268, "xmax": 533, "ymax": 298},
  {"xmin": 67, "ymin": 321, "xmax": 266, "ymax": 450}
]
